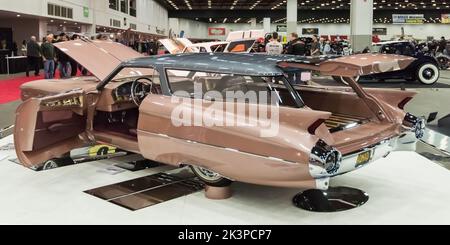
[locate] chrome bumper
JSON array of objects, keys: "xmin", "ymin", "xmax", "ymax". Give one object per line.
[{"xmin": 313, "ymin": 113, "xmax": 425, "ymax": 190}]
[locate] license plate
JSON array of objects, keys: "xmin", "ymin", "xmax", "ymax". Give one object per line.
[{"xmin": 356, "ymin": 151, "xmax": 371, "ymax": 167}]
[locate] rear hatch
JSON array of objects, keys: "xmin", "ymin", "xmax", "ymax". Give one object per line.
[{"xmin": 279, "ymin": 54, "xmax": 416, "ymax": 154}]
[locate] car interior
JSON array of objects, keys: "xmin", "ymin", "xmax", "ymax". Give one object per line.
[{"xmin": 93, "ymin": 71, "xmax": 162, "ymax": 141}]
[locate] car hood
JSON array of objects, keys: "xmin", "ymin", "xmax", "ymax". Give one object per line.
[
  {"xmin": 54, "ymin": 40, "xmax": 144, "ymax": 81},
  {"xmin": 158, "ymin": 38, "xmax": 194, "ymax": 54},
  {"xmin": 20, "ymin": 76, "xmax": 99, "ymax": 101}
]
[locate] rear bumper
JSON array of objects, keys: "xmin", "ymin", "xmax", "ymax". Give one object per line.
[{"xmin": 313, "ymin": 118, "xmax": 424, "ymax": 190}]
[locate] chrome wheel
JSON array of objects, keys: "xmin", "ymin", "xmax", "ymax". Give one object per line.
[
  {"xmin": 42, "ymin": 159, "xmax": 59, "ymax": 170},
  {"xmin": 190, "ymin": 165, "xmax": 232, "ymax": 187}
]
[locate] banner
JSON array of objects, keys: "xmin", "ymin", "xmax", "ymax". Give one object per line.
[
  {"xmin": 302, "ymin": 28, "xmax": 319, "ymax": 35},
  {"xmin": 276, "ymin": 25, "xmax": 287, "ymax": 32},
  {"xmin": 373, "ymin": 28, "xmax": 387, "ymax": 35},
  {"xmin": 392, "ymin": 14, "xmax": 424, "ymax": 24},
  {"xmin": 442, "ymin": 14, "xmax": 450, "ymax": 24},
  {"xmin": 208, "ymin": 27, "xmax": 226, "ymax": 36}
]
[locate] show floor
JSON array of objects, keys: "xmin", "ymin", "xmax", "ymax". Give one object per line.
[{"xmin": 0, "ymin": 135, "xmax": 449, "ymax": 225}]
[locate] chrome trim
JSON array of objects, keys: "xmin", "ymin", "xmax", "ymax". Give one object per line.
[
  {"xmin": 403, "ymin": 113, "xmax": 426, "ymax": 139},
  {"xmin": 309, "ymin": 140, "xmax": 343, "ymax": 178}
]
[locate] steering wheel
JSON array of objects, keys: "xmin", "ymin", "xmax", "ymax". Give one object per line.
[{"xmin": 131, "ymin": 77, "xmax": 156, "ymax": 106}]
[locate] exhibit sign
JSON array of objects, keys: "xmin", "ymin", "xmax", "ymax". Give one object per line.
[
  {"xmin": 373, "ymin": 28, "xmax": 387, "ymax": 35},
  {"xmin": 208, "ymin": 27, "xmax": 226, "ymax": 36},
  {"xmin": 442, "ymin": 14, "xmax": 450, "ymax": 24},
  {"xmin": 276, "ymin": 25, "xmax": 287, "ymax": 33},
  {"xmin": 302, "ymin": 28, "xmax": 319, "ymax": 35},
  {"xmin": 83, "ymin": 7, "xmax": 89, "ymax": 18},
  {"xmin": 392, "ymin": 14, "xmax": 424, "ymax": 24}
]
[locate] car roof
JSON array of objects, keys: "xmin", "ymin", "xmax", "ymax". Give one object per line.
[
  {"xmin": 189, "ymin": 41, "xmax": 229, "ymax": 48},
  {"xmin": 374, "ymin": 40, "xmax": 411, "ymax": 46},
  {"xmin": 123, "ymin": 53, "xmax": 297, "ymax": 76}
]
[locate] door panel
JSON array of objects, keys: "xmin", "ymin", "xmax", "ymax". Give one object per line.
[
  {"xmin": 137, "ymin": 95, "xmax": 331, "ymax": 166},
  {"xmin": 14, "ymin": 90, "xmax": 88, "ymax": 168}
]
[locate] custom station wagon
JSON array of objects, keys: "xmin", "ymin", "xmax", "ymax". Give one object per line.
[{"xmin": 15, "ymin": 40, "xmax": 425, "ymax": 190}]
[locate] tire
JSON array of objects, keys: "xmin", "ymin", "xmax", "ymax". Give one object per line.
[
  {"xmin": 416, "ymin": 63, "xmax": 440, "ymax": 85},
  {"xmin": 190, "ymin": 165, "xmax": 232, "ymax": 187},
  {"xmin": 41, "ymin": 157, "xmax": 74, "ymax": 171},
  {"xmin": 332, "ymin": 76, "xmax": 360, "ymax": 86}
]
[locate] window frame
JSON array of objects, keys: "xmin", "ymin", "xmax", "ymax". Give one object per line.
[{"xmin": 164, "ymin": 68, "xmax": 305, "ymax": 108}]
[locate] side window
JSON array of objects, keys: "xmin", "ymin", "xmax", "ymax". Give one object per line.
[
  {"xmin": 199, "ymin": 47, "xmax": 208, "ymax": 53},
  {"xmin": 166, "ymin": 70, "xmax": 298, "ymax": 107}
]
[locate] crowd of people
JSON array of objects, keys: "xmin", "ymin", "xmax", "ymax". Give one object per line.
[
  {"xmin": 264, "ymin": 32, "xmax": 348, "ymax": 57},
  {"xmin": 23, "ymin": 33, "xmax": 89, "ymax": 79}
]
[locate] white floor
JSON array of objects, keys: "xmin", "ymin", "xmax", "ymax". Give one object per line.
[{"xmin": 1, "ymin": 135, "xmax": 450, "ymax": 225}]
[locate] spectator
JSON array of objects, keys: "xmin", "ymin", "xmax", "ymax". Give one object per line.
[
  {"xmin": 323, "ymin": 40, "xmax": 332, "ymax": 55},
  {"xmin": 25, "ymin": 36, "xmax": 41, "ymax": 77},
  {"xmin": 12, "ymin": 42, "xmax": 18, "ymax": 56},
  {"xmin": 70, "ymin": 34, "xmax": 80, "ymax": 76},
  {"xmin": 20, "ymin": 40, "xmax": 27, "ymax": 56},
  {"xmin": 56, "ymin": 33, "xmax": 71, "ymax": 78},
  {"xmin": 284, "ymin": 33, "xmax": 307, "ymax": 84},
  {"xmin": 285, "ymin": 33, "xmax": 306, "ymax": 56},
  {"xmin": 310, "ymin": 35, "xmax": 320, "ymax": 56},
  {"xmin": 265, "ymin": 32, "xmax": 283, "ymax": 55},
  {"xmin": 41, "ymin": 34, "xmax": 56, "ymax": 79},
  {"xmin": 437, "ymin": 36, "xmax": 447, "ymax": 55},
  {"xmin": 0, "ymin": 39, "xmax": 7, "ymax": 50},
  {"xmin": 319, "ymin": 37, "xmax": 325, "ymax": 54}
]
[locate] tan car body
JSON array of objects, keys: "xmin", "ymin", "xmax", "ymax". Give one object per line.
[{"xmin": 15, "ymin": 40, "xmax": 423, "ymax": 190}]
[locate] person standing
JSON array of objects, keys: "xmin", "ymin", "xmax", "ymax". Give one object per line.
[
  {"xmin": 323, "ymin": 40, "xmax": 332, "ymax": 55},
  {"xmin": 70, "ymin": 34, "xmax": 80, "ymax": 76},
  {"xmin": 285, "ymin": 33, "xmax": 306, "ymax": 56},
  {"xmin": 41, "ymin": 34, "xmax": 56, "ymax": 79},
  {"xmin": 285, "ymin": 33, "xmax": 306, "ymax": 84},
  {"xmin": 20, "ymin": 40, "xmax": 27, "ymax": 56},
  {"xmin": 265, "ymin": 32, "xmax": 283, "ymax": 55},
  {"xmin": 55, "ymin": 33, "xmax": 71, "ymax": 78},
  {"xmin": 310, "ymin": 35, "xmax": 321, "ymax": 56},
  {"xmin": 26, "ymin": 36, "xmax": 41, "ymax": 77},
  {"xmin": 437, "ymin": 36, "xmax": 447, "ymax": 55}
]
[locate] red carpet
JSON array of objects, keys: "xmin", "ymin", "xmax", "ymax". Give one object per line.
[
  {"xmin": 0, "ymin": 74, "xmax": 44, "ymax": 104},
  {"xmin": 0, "ymin": 71, "xmax": 79, "ymax": 104}
]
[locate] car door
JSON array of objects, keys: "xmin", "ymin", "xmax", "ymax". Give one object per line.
[{"xmin": 14, "ymin": 89, "xmax": 89, "ymax": 168}]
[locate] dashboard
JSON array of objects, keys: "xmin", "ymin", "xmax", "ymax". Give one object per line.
[{"xmin": 112, "ymin": 81, "xmax": 133, "ymax": 103}]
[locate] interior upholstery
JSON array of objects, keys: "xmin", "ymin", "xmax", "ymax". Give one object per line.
[{"xmin": 32, "ymin": 110, "xmax": 86, "ymax": 151}]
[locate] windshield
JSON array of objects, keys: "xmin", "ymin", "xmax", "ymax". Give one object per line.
[
  {"xmin": 111, "ymin": 67, "xmax": 157, "ymax": 82},
  {"xmin": 166, "ymin": 69, "xmax": 304, "ymax": 108}
]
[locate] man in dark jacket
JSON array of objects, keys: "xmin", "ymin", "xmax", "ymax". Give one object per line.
[
  {"xmin": 41, "ymin": 34, "xmax": 56, "ymax": 79},
  {"xmin": 26, "ymin": 36, "xmax": 41, "ymax": 77},
  {"xmin": 285, "ymin": 33, "xmax": 306, "ymax": 84},
  {"xmin": 285, "ymin": 33, "xmax": 306, "ymax": 56}
]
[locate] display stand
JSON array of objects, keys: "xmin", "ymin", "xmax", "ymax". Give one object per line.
[{"xmin": 204, "ymin": 185, "xmax": 233, "ymax": 200}]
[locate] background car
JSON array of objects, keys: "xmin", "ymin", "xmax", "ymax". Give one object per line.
[{"xmin": 334, "ymin": 41, "xmax": 441, "ymax": 85}]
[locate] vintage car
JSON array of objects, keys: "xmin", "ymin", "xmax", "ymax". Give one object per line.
[
  {"xmin": 159, "ymin": 30, "xmax": 265, "ymax": 54},
  {"xmin": 335, "ymin": 41, "xmax": 441, "ymax": 85},
  {"xmin": 14, "ymin": 40, "xmax": 425, "ymax": 190}
]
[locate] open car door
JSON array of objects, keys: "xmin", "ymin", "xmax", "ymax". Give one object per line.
[{"xmin": 14, "ymin": 89, "xmax": 89, "ymax": 168}]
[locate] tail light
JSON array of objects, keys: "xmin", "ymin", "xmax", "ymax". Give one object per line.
[
  {"xmin": 308, "ymin": 119, "xmax": 326, "ymax": 135},
  {"xmin": 309, "ymin": 140, "xmax": 342, "ymax": 177},
  {"xmin": 403, "ymin": 113, "xmax": 426, "ymax": 139},
  {"xmin": 398, "ymin": 97, "xmax": 413, "ymax": 110}
]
